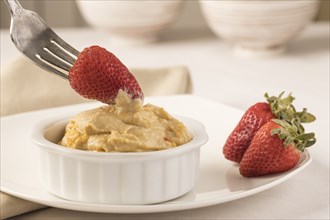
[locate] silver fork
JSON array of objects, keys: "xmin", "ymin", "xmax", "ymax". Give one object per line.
[{"xmin": 4, "ymin": 0, "xmax": 80, "ymax": 79}]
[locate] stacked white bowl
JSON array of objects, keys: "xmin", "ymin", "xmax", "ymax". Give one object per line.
[
  {"xmin": 76, "ymin": 0, "xmax": 183, "ymax": 45},
  {"xmin": 200, "ymin": 0, "xmax": 320, "ymax": 57}
]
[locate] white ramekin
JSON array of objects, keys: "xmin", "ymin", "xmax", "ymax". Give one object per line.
[{"xmin": 31, "ymin": 114, "xmax": 208, "ymax": 205}]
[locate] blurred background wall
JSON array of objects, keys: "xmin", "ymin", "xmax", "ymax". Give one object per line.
[{"xmin": 1, "ymin": 0, "xmax": 329, "ymax": 31}]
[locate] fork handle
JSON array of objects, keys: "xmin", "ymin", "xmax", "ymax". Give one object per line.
[{"xmin": 4, "ymin": 0, "xmax": 24, "ymax": 17}]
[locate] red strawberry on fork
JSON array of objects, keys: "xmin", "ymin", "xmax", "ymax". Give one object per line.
[{"xmin": 68, "ymin": 45, "xmax": 144, "ymax": 104}]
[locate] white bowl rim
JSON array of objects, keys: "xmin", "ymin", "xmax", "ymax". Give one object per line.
[{"xmin": 31, "ymin": 114, "xmax": 208, "ymax": 160}]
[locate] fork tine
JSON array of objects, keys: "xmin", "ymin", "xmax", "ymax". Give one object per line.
[
  {"xmin": 37, "ymin": 49, "xmax": 72, "ymax": 72},
  {"xmin": 48, "ymin": 31, "xmax": 80, "ymax": 57},
  {"xmin": 45, "ymin": 41, "xmax": 76, "ymax": 65},
  {"xmin": 28, "ymin": 54, "xmax": 68, "ymax": 79}
]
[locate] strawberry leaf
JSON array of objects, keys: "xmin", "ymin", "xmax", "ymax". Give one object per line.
[
  {"xmin": 305, "ymin": 139, "xmax": 317, "ymax": 148},
  {"xmin": 265, "ymin": 92, "xmax": 296, "ymax": 121},
  {"xmin": 265, "ymin": 92, "xmax": 316, "ymax": 124},
  {"xmin": 271, "ymin": 119, "xmax": 316, "ymax": 151},
  {"xmin": 297, "ymin": 132, "xmax": 315, "ymax": 140},
  {"xmin": 296, "ymin": 108, "xmax": 316, "ymax": 123}
]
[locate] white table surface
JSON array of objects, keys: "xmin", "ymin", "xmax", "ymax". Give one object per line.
[{"xmin": 1, "ymin": 22, "xmax": 329, "ymax": 219}]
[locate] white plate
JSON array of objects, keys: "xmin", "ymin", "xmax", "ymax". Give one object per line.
[{"xmin": 0, "ymin": 95, "xmax": 311, "ymax": 213}]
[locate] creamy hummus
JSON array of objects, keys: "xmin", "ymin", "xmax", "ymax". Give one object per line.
[{"xmin": 59, "ymin": 90, "xmax": 192, "ymax": 152}]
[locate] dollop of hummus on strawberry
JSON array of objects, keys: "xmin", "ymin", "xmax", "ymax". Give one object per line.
[{"xmin": 59, "ymin": 90, "xmax": 192, "ymax": 152}]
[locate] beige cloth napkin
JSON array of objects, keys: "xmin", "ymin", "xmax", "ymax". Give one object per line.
[{"xmin": 0, "ymin": 57, "xmax": 193, "ymax": 219}]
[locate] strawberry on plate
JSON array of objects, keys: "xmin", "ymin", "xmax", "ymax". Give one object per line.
[
  {"xmin": 223, "ymin": 102, "xmax": 275, "ymax": 163},
  {"xmin": 239, "ymin": 119, "xmax": 316, "ymax": 177},
  {"xmin": 223, "ymin": 92, "xmax": 297, "ymax": 163},
  {"xmin": 69, "ymin": 45, "xmax": 144, "ymax": 104}
]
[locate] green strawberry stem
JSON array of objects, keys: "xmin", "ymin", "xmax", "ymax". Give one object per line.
[
  {"xmin": 271, "ymin": 118, "xmax": 316, "ymax": 152},
  {"xmin": 265, "ymin": 92, "xmax": 316, "ymax": 123}
]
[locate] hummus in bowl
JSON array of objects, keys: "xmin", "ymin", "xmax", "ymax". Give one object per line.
[{"xmin": 59, "ymin": 90, "xmax": 192, "ymax": 152}]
